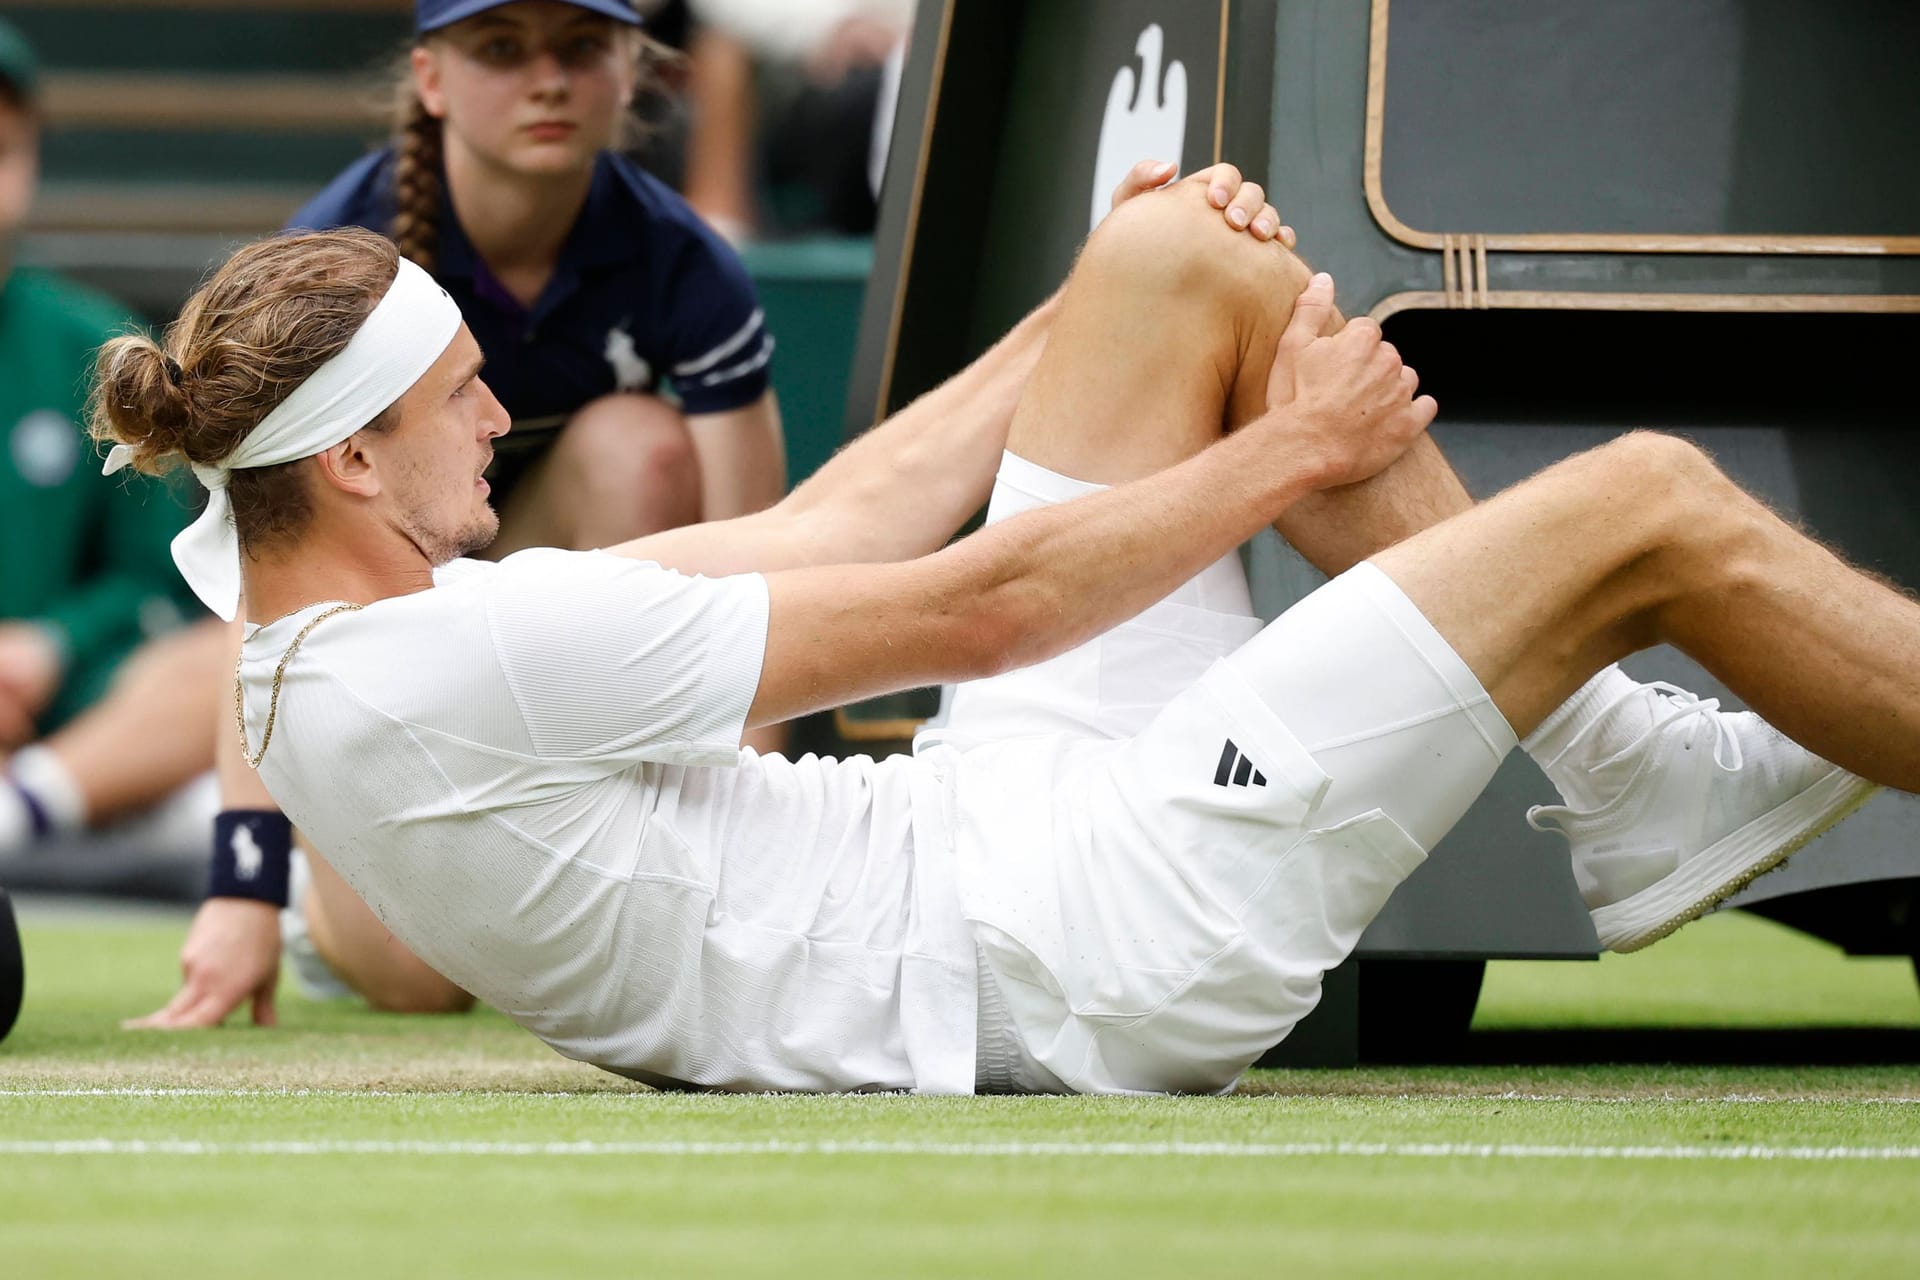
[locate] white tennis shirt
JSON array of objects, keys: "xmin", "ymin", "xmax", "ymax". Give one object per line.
[{"xmin": 242, "ymin": 550, "xmax": 977, "ymax": 1092}]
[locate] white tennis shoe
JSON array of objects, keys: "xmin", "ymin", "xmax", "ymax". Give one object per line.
[{"xmin": 1526, "ymin": 683, "xmax": 1879, "ymax": 953}]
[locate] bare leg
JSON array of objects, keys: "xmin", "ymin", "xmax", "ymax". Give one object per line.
[
  {"xmin": 1007, "ymin": 178, "xmax": 1468, "ymax": 575},
  {"xmin": 45, "ymin": 620, "xmax": 225, "ymax": 823},
  {"xmin": 1005, "ymin": 182, "xmax": 1275, "ymax": 474},
  {"xmin": 488, "ymin": 393, "xmax": 703, "ymax": 557},
  {"xmin": 301, "ymin": 848, "xmax": 474, "ymax": 1014},
  {"xmin": 681, "ymin": 26, "xmax": 760, "ymax": 241},
  {"xmin": 1372, "ymin": 431, "xmax": 1920, "ymax": 789},
  {"xmin": 1272, "ymin": 439, "xmax": 1471, "ymax": 575}
]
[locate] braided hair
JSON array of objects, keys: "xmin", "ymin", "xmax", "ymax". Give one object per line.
[{"xmin": 390, "ymin": 79, "xmax": 446, "ymax": 275}]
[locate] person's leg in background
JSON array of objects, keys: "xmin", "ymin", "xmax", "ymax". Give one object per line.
[
  {"xmin": 486, "ymin": 394, "xmax": 704, "ymax": 557},
  {"xmin": 295, "ymin": 846, "xmax": 475, "ymax": 1014},
  {"xmin": 0, "ymin": 618, "xmax": 226, "ymax": 857}
]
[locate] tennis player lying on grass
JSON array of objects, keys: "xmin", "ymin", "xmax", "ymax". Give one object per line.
[{"xmin": 96, "ymin": 167, "xmax": 1905, "ymax": 1094}]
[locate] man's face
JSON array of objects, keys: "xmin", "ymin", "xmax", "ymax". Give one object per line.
[
  {"xmin": 0, "ymin": 96, "xmax": 38, "ymax": 247},
  {"xmin": 375, "ymin": 324, "xmax": 511, "ymax": 564}
]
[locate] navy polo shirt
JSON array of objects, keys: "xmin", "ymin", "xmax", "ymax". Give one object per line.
[{"xmin": 289, "ymin": 150, "xmax": 773, "ymax": 436}]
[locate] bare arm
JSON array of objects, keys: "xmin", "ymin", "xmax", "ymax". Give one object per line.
[
  {"xmin": 609, "ymin": 290, "xmax": 1055, "ymax": 577},
  {"xmin": 747, "ymin": 282, "xmax": 1435, "ymax": 726},
  {"xmin": 684, "ymin": 391, "xmax": 791, "ymax": 755},
  {"xmin": 748, "ymin": 428, "xmax": 1312, "ymax": 725},
  {"xmin": 680, "ymin": 25, "xmax": 760, "ymax": 241},
  {"xmin": 610, "ymin": 162, "xmax": 1291, "ymax": 578}
]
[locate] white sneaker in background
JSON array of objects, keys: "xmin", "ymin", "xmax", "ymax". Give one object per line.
[
  {"xmin": 0, "ymin": 783, "xmax": 32, "ymax": 861},
  {"xmin": 281, "ymin": 848, "xmax": 355, "ymax": 1002},
  {"xmin": 1526, "ymin": 683, "xmax": 1880, "ymax": 953}
]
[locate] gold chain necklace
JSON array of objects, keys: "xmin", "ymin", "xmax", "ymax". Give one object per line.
[{"xmin": 234, "ymin": 603, "xmax": 362, "ymax": 769}]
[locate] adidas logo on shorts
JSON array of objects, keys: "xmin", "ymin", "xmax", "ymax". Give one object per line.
[{"xmin": 1211, "ymin": 740, "xmax": 1268, "ymax": 789}]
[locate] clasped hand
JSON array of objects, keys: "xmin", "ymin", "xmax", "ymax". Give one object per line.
[{"xmin": 1261, "ymin": 276, "xmax": 1437, "ymax": 491}]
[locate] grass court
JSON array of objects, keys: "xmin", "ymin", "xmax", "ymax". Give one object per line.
[{"xmin": 4, "ymin": 900, "xmax": 1919, "ymax": 1278}]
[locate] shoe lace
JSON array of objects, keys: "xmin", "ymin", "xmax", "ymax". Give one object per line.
[{"xmin": 1526, "ymin": 681, "xmax": 1743, "ymax": 836}]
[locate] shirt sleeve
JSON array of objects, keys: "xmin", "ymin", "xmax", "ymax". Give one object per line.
[
  {"xmin": 482, "ymin": 549, "xmax": 769, "ymax": 767},
  {"xmin": 661, "ymin": 225, "xmax": 775, "ymax": 417}
]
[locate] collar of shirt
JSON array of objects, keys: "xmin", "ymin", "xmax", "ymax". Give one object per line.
[{"xmin": 433, "ymin": 153, "xmax": 642, "ymax": 328}]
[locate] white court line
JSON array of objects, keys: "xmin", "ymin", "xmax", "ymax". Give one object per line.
[
  {"xmin": 5, "ymin": 1088, "xmax": 1920, "ymax": 1104},
  {"xmin": 3, "ymin": 1139, "xmax": 1920, "ymax": 1161},
  {"xmin": 2, "ymin": 1088, "xmax": 406, "ymax": 1098}
]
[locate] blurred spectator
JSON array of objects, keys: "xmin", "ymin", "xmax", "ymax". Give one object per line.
[
  {"xmin": 682, "ymin": 0, "xmax": 913, "ymax": 238},
  {"xmin": 0, "ymin": 18, "xmax": 222, "ymax": 864}
]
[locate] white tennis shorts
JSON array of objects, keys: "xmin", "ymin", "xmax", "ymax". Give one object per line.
[{"xmin": 924, "ymin": 452, "xmax": 1517, "ymax": 1095}]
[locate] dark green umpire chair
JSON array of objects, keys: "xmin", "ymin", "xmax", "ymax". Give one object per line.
[{"xmin": 843, "ymin": 0, "xmax": 1920, "ymax": 1064}]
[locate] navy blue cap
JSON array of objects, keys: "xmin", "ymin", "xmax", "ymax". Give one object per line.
[{"xmin": 416, "ymin": 1, "xmax": 642, "ymax": 35}]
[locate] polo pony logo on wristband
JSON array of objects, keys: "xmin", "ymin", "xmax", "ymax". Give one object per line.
[
  {"xmin": 210, "ymin": 810, "xmax": 294, "ymax": 907},
  {"xmin": 230, "ymin": 822, "xmax": 264, "ymax": 881}
]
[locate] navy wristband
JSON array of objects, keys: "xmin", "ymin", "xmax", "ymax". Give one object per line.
[{"xmin": 209, "ymin": 809, "xmax": 293, "ymax": 907}]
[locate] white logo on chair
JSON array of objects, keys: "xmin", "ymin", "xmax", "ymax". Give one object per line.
[
  {"xmin": 1090, "ymin": 23, "xmax": 1188, "ymax": 233},
  {"xmin": 604, "ymin": 326, "xmax": 653, "ymax": 393},
  {"xmin": 230, "ymin": 823, "xmax": 264, "ymax": 882}
]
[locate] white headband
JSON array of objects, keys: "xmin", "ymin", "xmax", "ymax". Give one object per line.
[{"xmin": 103, "ymin": 256, "xmax": 464, "ymax": 622}]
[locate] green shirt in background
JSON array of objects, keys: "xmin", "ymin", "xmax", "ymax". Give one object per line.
[{"xmin": 0, "ymin": 266, "xmax": 198, "ymax": 730}]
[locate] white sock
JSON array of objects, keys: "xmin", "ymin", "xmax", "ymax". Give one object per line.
[
  {"xmin": 1521, "ymin": 665, "xmax": 1657, "ymax": 810},
  {"xmin": 8, "ymin": 745, "xmax": 87, "ymax": 836},
  {"xmin": 0, "ymin": 783, "xmax": 30, "ymax": 855}
]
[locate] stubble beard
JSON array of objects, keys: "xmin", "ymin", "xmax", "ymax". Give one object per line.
[
  {"xmin": 404, "ymin": 501, "xmax": 501, "ymax": 567},
  {"xmin": 449, "ymin": 507, "xmax": 502, "ymax": 561}
]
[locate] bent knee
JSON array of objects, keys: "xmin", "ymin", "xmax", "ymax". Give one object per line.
[
  {"xmin": 552, "ymin": 395, "xmax": 699, "ymax": 491},
  {"xmin": 1085, "ymin": 177, "xmax": 1309, "ymax": 302},
  {"xmin": 1599, "ymin": 431, "xmax": 1726, "ymax": 493}
]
